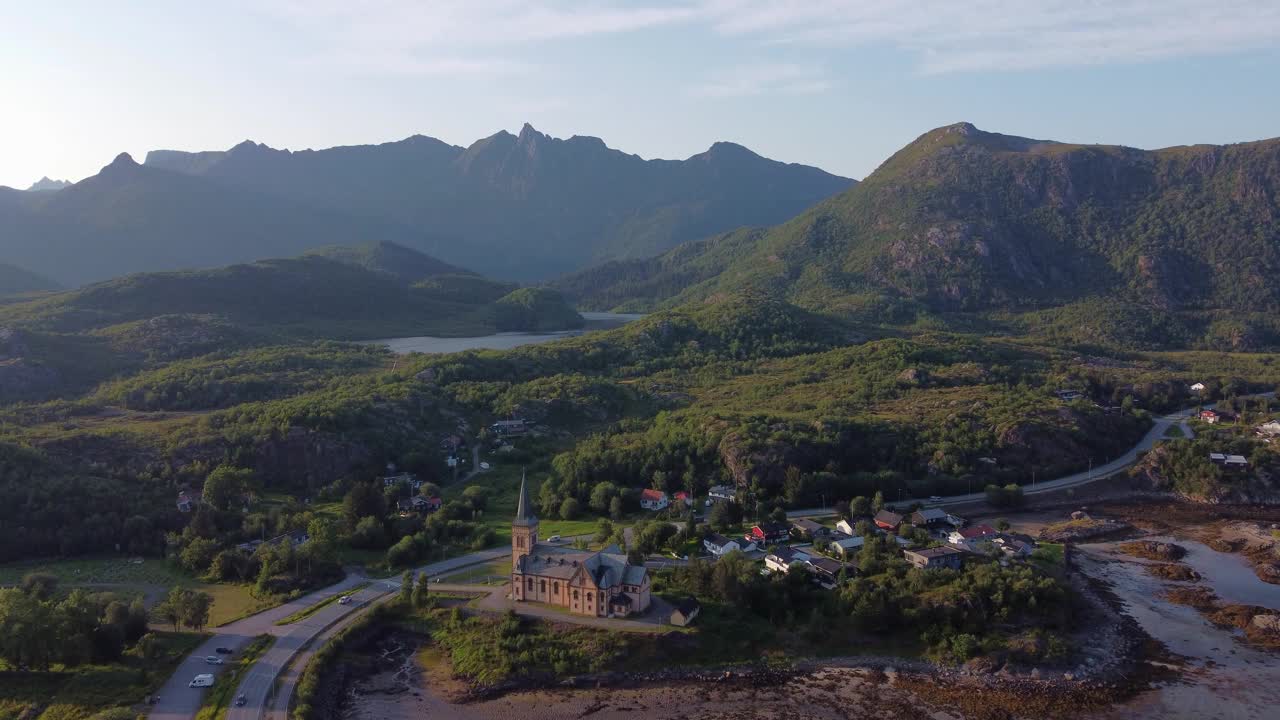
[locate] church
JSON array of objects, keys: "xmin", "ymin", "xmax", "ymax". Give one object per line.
[{"xmin": 510, "ymin": 474, "xmax": 651, "ymax": 618}]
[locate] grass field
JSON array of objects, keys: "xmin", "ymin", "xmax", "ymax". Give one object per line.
[
  {"xmin": 0, "ymin": 631, "xmax": 204, "ymax": 720},
  {"xmin": 436, "ymin": 557, "xmax": 510, "ymax": 585},
  {"xmin": 275, "ymin": 582, "xmax": 370, "ymax": 625},
  {"xmin": 0, "ymin": 555, "xmax": 281, "ymax": 629}
]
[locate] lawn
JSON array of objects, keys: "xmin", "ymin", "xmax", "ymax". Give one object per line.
[
  {"xmin": 0, "ymin": 555, "xmax": 280, "ymax": 629},
  {"xmin": 0, "ymin": 631, "xmax": 204, "ymax": 720},
  {"xmin": 436, "ymin": 557, "xmax": 510, "ymax": 585}
]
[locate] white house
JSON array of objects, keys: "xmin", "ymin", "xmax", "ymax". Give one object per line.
[
  {"xmin": 835, "ymin": 519, "xmax": 858, "ymax": 536},
  {"xmin": 640, "ymin": 488, "xmax": 670, "ymax": 511},
  {"xmin": 764, "ymin": 546, "xmax": 810, "ymax": 574},
  {"xmin": 1190, "ymin": 382, "xmax": 1207, "ymax": 392},
  {"xmin": 703, "ymin": 533, "xmax": 756, "ymax": 557},
  {"xmin": 707, "ymin": 485, "xmax": 736, "ymax": 504},
  {"xmin": 830, "ymin": 536, "xmax": 865, "ymax": 559}
]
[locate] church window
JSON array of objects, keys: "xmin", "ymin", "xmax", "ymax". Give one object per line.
[
  {"xmin": 553, "ymin": 582, "xmax": 559, "ymax": 594},
  {"xmin": 573, "ymin": 590, "xmax": 579, "ymax": 600},
  {"xmin": 527, "ymin": 578, "xmax": 533, "ymax": 590},
  {"xmin": 540, "ymin": 580, "xmax": 546, "ymax": 593}
]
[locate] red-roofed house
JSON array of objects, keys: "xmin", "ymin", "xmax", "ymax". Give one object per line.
[
  {"xmin": 1199, "ymin": 410, "xmax": 1220, "ymax": 424},
  {"xmin": 673, "ymin": 491, "xmax": 692, "ymax": 507},
  {"xmin": 949, "ymin": 525, "xmax": 998, "ymax": 544},
  {"xmin": 640, "ymin": 489, "xmax": 670, "ymax": 511}
]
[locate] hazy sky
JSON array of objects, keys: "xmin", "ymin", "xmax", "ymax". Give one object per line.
[{"xmin": 3, "ymin": 0, "xmax": 1279, "ymax": 188}]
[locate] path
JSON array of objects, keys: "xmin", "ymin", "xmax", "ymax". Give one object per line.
[{"xmin": 786, "ymin": 394, "xmax": 1271, "ymax": 518}]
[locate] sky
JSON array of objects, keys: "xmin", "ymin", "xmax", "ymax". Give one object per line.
[{"xmin": 3, "ymin": 0, "xmax": 1280, "ymax": 189}]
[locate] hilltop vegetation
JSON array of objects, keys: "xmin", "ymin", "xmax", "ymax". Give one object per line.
[{"xmin": 554, "ymin": 123, "xmax": 1280, "ymax": 352}]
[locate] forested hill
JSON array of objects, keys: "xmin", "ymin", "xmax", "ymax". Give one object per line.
[
  {"xmin": 552, "ymin": 123, "xmax": 1280, "ymax": 350},
  {"xmin": 0, "ymin": 242, "xmax": 582, "ymax": 342},
  {"xmin": 141, "ymin": 124, "xmax": 854, "ymax": 280}
]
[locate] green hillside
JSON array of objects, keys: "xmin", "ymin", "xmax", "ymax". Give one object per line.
[{"xmin": 554, "ymin": 123, "xmax": 1280, "ymax": 350}]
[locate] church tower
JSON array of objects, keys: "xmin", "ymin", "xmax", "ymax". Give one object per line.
[{"xmin": 512, "ymin": 470, "xmax": 538, "ymax": 569}]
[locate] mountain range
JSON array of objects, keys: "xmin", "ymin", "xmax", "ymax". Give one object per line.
[
  {"xmin": 553, "ymin": 123, "xmax": 1280, "ymax": 350},
  {"xmin": 0, "ymin": 262, "xmax": 58, "ymax": 298},
  {"xmin": 0, "ymin": 125, "xmax": 850, "ymax": 288}
]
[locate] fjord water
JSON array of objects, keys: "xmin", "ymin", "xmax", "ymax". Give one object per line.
[{"xmin": 370, "ymin": 312, "xmax": 643, "ymax": 354}]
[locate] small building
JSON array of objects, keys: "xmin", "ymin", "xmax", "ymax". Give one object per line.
[
  {"xmin": 1256, "ymin": 420, "xmax": 1280, "ymax": 438},
  {"xmin": 1199, "ymin": 410, "xmax": 1221, "ymax": 424},
  {"xmin": 748, "ymin": 522, "xmax": 791, "ymax": 545},
  {"xmin": 176, "ymin": 491, "xmax": 199, "ymax": 513},
  {"xmin": 673, "ymin": 491, "xmax": 693, "ymax": 507},
  {"xmin": 790, "ymin": 518, "xmax": 829, "ymax": 539},
  {"xmin": 1055, "ymin": 389, "xmax": 1085, "ymax": 402},
  {"xmin": 703, "ymin": 533, "xmax": 755, "ymax": 557},
  {"xmin": 381, "ymin": 472, "xmax": 421, "ymax": 490},
  {"xmin": 873, "ymin": 510, "xmax": 904, "ymax": 531},
  {"xmin": 805, "ymin": 556, "xmax": 850, "ymax": 589},
  {"xmin": 414, "ymin": 495, "xmax": 442, "ymax": 512},
  {"xmin": 1190, "ymin": 382, "xmax": 1207, "ymax": 392},
  {"xmin": 904, "ymin": 546, "xmax": 965, "ymax": 570},
  {"xmin": 835, "ymin": 518, "xmax": 858, "ymax": 536},
  {"xmin": 948, "ymin": 524, "xmax": 997, "ymax": 545},
  {"xmin": 994, "ymin": 535, "xmax": 1036, "ymax": 557},
  {"xmin": 670, "ymin": 597, "xmax": 701, "ymax": 627},
  {"xmin": 910, "ymin": 507, "xmax": 950, "ymax": 529},
  {"xmin": 765, "ymin": 546, "xmax": 810, "ymax": 574},
  {"xmin": 640, "ymin": 489, "xmax": 670, "ymax": 511},
  {"xmin": 829, "ymin": 536, "xmax": 865, "ymax": 559},
  {"xmin": 490, "ymin": 419, "xmax": 528, "ymax": 435},
  {"xmin": 707, "ymin": 485, "xmax": 736, "ymax": 504}
]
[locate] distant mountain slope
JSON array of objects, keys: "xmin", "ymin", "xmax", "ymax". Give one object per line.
[
  {"xmin": 143, "ymin": 124, "xmax": 854, "ymax": 279},
  {"xmin": 306, "ymin": 240, "xmax": 472, "ymax": 284},
  {"xmin": 0, "ymin": 244, "xmax": 582, "ymax": 341},
  {"xmin": 552, "ymin": 123, "xmax": 1280, "ymax": 348},
  {"xmin": 25, "ymin": 177, "xmax": 71, "ymax": 192},
  {"xmin": 0, "ymin": 263, "xmax": 59, "ymax": 297},
  {"xmin": 1, "ymin": 154, "xmax": 434, "ymax": 287}
]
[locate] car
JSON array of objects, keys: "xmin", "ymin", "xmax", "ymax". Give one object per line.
[
  {"xmin": 928, "ymin": 496, "xmax": 943, "ymax": 502},
  {"xmin": 546, "ymin": 535, "xmax": 562, "ymax": 543},
  {"xmin": 235, "ymin": 694, "xmax": 247, "ymax": 707},
  {"xmin": 189, "ymin": 673, "xmax": 214, "ymax": 688},
  {"xmin": 338, "ymin": 595, "xmax": 352, "ymax": 605},
  {"xmin": 204, "ymin": 655, "xmax": 224, "ymax": 665},
  {"xmin": 214, "ymin": 646, "xmax": 233, "ymax": 654},
  {"xmin": 479, "ymin": 461, "xmax": 491, "ymax": 470}
]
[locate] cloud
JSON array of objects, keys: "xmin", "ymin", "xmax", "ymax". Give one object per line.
[
  {"xmin": 690, "ymin": 62, "xmax": 831, "ymax": 98},
  {"xmin": 696, "ymin": 0, "xmax": 1280, "ymax": 73}
]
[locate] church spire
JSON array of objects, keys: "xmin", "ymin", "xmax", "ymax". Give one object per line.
[{"xmin": 513, "ymin": 469, "xmax": 536, "ymax": 527}]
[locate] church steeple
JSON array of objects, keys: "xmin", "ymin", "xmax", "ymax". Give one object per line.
[
  {"xmin": 513, "ymin": 469, "xmax": 536, "ymax": 526},
  {"xmin": 511, "ymin": 469, "xmax": 537, "ymax": 568}
]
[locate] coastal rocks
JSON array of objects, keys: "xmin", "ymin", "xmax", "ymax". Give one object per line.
[
  {"xmin": 1120, "ymin": 540, "xmax": 1186, "ymax": 561},
  {"xmin": 1040, "ymin": 517, "xmax": 1133, "ymax": 542}
]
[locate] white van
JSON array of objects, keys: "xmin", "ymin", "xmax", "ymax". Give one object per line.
[{"xmin": 189, "ymin": 673, "xmax": 215, "ymax": 688}]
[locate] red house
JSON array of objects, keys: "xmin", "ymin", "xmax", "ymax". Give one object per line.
[
  {"xmin": 1199, "ymin": 410, "xmax": 1220, "ymax": 424},
  {"xmin": 748, "ymin": 522, "xmax": 791, "ymax": 544},
  {"xmin": 673, "ymin": 491, "xmax": 692, "ymax": 507}
]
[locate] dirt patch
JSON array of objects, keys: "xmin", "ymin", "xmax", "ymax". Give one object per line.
[
  {"xmin": 1120, "ymin": 541, "xmax": 1186, "ymax": 561},
  {"xmin": 1040, "ymin": 518, "xmax": 1133, "ymax": 542}
]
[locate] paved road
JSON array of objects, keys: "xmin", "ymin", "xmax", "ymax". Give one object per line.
[
  {"xmin": 786, "ymin": 395, "xmax": 1271, "ymax": 518},
  {"xmin": 148, "ymin": 573, "xmax": 370, "ymax": 720}
]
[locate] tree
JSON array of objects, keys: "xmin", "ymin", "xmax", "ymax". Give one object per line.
[
  {"xmin": 995, "ymin": 518, "xmax": 1011, "ymax": 531},
  {"xmin": 156, "ymin": 587, "xmax": 187, "ymax": 632},
  {"xmin": 559, "ymin": 497, "xmax": 580, "ymax": 520},
  {"xmin": 871, "ymin": 491, "xmax": 885, "ymax": 513},
  {"xmin": 203, "ymin": 465, "xmax": 254, "ymax": 511},
  {"xmin": 850, "ymin": 496, "xmax": 871, "ymax": 518},
  {"xmin": 21, "ymin": 572, "xmax": 58, "ymax": 600},
  {"xmin": 608, "ymin": 495, "xmax": 624, "ymax": 520},
  {"xmin": 589, "ymin": 482, "xmax": 618, "ymax": 514},
  {"xmin": 350, "ymin": 516, "xmax": 389, "ymax": 549},
  {"xmin": 387, "ymin": 536, "xmax": 418, "ymax": 568},
  {"xmin": 401, "ymin": 570, "xmax": 416, "ymax": 604},
  {"xmin": 594, "ymin": 518, "xmax": 614, "ymax": 544},
  {"xmin": 307, "ymin": 517, "xmax": 340, "ymax": 565},
  {"xmin": 708, "ymin": 501, "xmax": 734, "ymax": 532},
  {"xmin": 412, "ymin": 573, "xmax": 430, "ymax": 608},
  {"xmin": 182, "ymin": 591, "xmax": 212, "ymax": 631},
  {"xmin": 343, "ymin": 482, "xmax": 386, "ymax": 531}
]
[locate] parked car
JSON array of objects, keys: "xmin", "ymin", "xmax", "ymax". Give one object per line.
[
  {"xmin": 338, "ymin": 595, "xmax": 352, "ymax": 605},
  {"xmin": 546, "ymin": 535, "xmax": 562, "ymax": 543},
  {"xmin": 189, "ymin": 674, "xmax": 214, "ymax": 688},
  {"xmin": 235, "ymin": 694, "xmax": 247, "ymax": 707},
  {"xmin": 204, "ymin": 656, "xmax": 224, "ymax": 665},
  {"xmin": 214, "ymin": 647, "xmax": 233, "ymax": 654},
  {"xmin": 480, "ymin": 461, "xmax": 491, "ymax": 470}
]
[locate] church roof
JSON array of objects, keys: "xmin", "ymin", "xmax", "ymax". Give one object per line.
[
  {"xmin": 515, "ymin": 543, "xmax": 647, "ymax": 588},
  {"xmin": 513, "ymin": 470, "xmax": 537, "ymax": 527}
]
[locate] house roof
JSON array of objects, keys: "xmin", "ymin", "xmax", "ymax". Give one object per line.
[
  {"xmin": 513, "ymin": 471, "xmax": 537, "ymax": 527},
  {"xmin": 807, "ymin": 557, "xmax": 845, "ymax": 575},
  {"xmin": 756, "ymin": 521, "xmax": 791, "ymax": 535},
  {"xmin": 913, "ymin": 508, "xmax": 948, "ymax": 522},
  {"xmin": 674, "ymin": 491, "xmax": 689, "ymax": 500},
  {"xmin": 832, "ymin": 536, "xmax": 865, "ymax": 550},
  {"xmin": 956, "ymin": 524, "xmax": 997, "ymax": 539},
  {"xmin": 769, "ymin": 546, "xmax": 808, "ymax": 564},
  {"xmin": 908, "ymin": 546, "xmax": 964, "ymax": 559},
  {"xmin": 791, "ymin": 519, "xmax": 824, "ymax": 532},
  {"xmin": 640, "ymin": 488, "xmax": 668, "ymax": 502},
  {"xmin": 874, "ymin": 510, "xmax": 903, "ymax": 526},
  {"xmin": 706, "ymin": 533, "xmax": 734, "ymax": 548}
]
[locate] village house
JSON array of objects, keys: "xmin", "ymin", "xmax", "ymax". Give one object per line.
[
  {"xmin": 910, "ymin": 507, "xmax": 950, "ymax": 530},
  {"xmin": 765, "ymin": 546, "xmax": 810, "ymax": 574},
  {"xmin": 790, "ymin": 518, "xmax": 829, "ymax": 540},
  {"xmin": 1055, "ymin": 389, "xmax": 1085, "ymax": 402},
  {"xmin": 1190, "ymin": 382, "xmax": 1207, "ymax": 393},
  {"xmin": 747, "ymin": 521, "xmax": 791, "ymax": 545},
  {"xmin": 829, "ymin": 536, "xmax": 865, "ymax": 559},
  {"xmin": 176, "ymin": 490, "xmax": 200, "ymax": 513},
  {"xmin": 707, "ymin": 485, "xmax": 737, "ymax": 504},
  {"xmin": 874, "ymin": 509, "xmax": 904, "ymax": 531},
  {"xmin": 640, "ymin": 489, "xmax": 670, "ymax": 511},
  {"xmin": 237, "ymin": 529, "xmax": 308, "ymax": 555},
  {"xmin": 947, "ymin": 525, "xmax": 998, "ymax": 552},
  {"xmin": 670, "ymin": 597, "xmax": 701, "ymax": 627},
  {"xmin": 805, "ymin": 556, "xmax": 850, "ymax": 589},
  {"xmin": 381, "ymin": 472, "xmax": 421, "ymax": 490},
  {"xmin": 1199, "ymin": 410, "xmax": 1221, "ymax": 424},
  {"xmin": 904, "ymin": 546, "xmax": 965, "ymax": 570},
  {"xmin": 835, "ymin": 518, "xmax": 859, "ymax": 535},
  {"xmin": 1209, "ymin": 453, "xmax": 1250, "ymax": 470},
  {"xmin": 993, "ymin": 535, "xmax": 1036, "ymax": 557},
  {"xmin": 673, "ymin": 491, "xmax": 692, "ymax": 507},
  {"xmin": 511, "ymin": 474, "xmax": 651, "ymax": 618},
  {"xmin": 490, "ymin": 419, "xmax": 528, "ymax": 435},
  {"xmin": 703, "ymin": 533, "xmax": 756, "ymax": 557}
]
